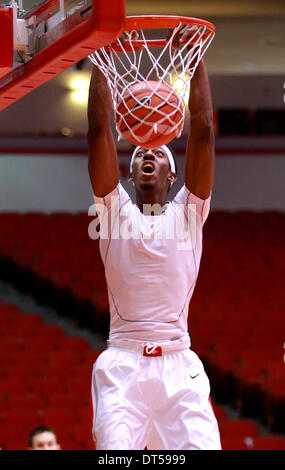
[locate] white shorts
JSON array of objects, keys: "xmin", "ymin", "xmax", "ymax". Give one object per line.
[{"xmin": 91, "ymin": 345, "xmax": 221, "ymax": 450}]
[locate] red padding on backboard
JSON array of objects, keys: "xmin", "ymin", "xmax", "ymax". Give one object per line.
[
  {"xmin": 0, "ymin": 7, "xmax": 13, "ymax": 76},
  {"xmin": 0, "ymin": 0, "xmax": 125, "ymax": 111}
]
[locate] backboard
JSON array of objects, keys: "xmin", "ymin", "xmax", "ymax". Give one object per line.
[{"xmin": 0, "ymin": 0, "xmax": 125, "ymax": 111}]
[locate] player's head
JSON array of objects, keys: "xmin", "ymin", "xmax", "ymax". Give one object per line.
[
  {"xmin": 28, "ymin": 426, "xmax": 61, "ymax": 450},
  {"xmin": 128, "ymin": 145, "xmax": 177, "ymax": 195}
]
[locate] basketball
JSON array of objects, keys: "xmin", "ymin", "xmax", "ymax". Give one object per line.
[{"xmin": 115, "ymin": 80, "xmax": 184, "ymax": 148}]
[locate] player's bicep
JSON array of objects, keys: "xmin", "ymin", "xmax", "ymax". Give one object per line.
[
  {"xmin": 88, "ymin": 127, "xmax": 119, "ymax": 197},
  {"xmin": 185, "ymin": 125, "xmax": 215, "ymax": 200}
]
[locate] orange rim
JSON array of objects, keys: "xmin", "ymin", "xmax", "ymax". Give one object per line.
[
  {"xmin": 124, "ymin": 15, "xmax": 215, "ymax": 34},
  {"xmin": 108, "ymin": 15, "xmax": 215, "ymax": 51}
]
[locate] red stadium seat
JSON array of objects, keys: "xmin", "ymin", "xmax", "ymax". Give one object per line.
[
  {"xmin": 46, "ymin": 392, "xmax": 90, "ymax": 409},
  {"xmin": 262, "ymin": 361, "xmax": 285, "ymax": 380},
  {"xmin": 23, "ymin": 337, "xmax": 61, "ymax": 352},
  {"xmin": 8, "ymin": 393, "xmax": 47, "ymax": 411},
  {"xmin": 0, "ymin": 378, "xmax": 32, "ymax": 396},
  {"xmin": 6, "ymin": 351, "xmax": 49, "ymax": 369},
  {"xmin": 2, "ymin": 363, "xmax": 44, "ymax": 381},
  {"xmin": 76, "ymin": 406, "xmax": 93, "ymax": 426},
  {"xmin": 57, "ymin": 336, "xmax": 91, "ymax": 352},
  {"xmin": 48, "ymin": 213, "xmax": 73, "ymax": 227},
  {"xmin": 0, "ymin": 425, "xmax": 29, "ymax": 450},
  {"xmin": 60, "ymin": 438, "xmax": 80, "ymax": 450},
  {"xmin": 32, "ymin": 378, "xmax": 67, "ymax": 395},
  {"xmin": 5, "ymin": 440, "xmax": 28, "ymax": 451},
  {"xmin": 69, "ymin": 424, "xmax": 95, "ymax": 450},
  {"xmin": 22, "ymin": 213, "xmax": 48, "ymax": 225},
  {"xmin": 213, "ymin": 334, "xmax": 251, "ymax": 352},
  {"xmin": 49, "ymin": 270, "xmax": 76, "ymax": 287},
  {"xmin": 12, "ymin": 250, "xmax": 37, "ymax": 269},
  {"xmin": 46, "ymin": 350, "xmax": 84, "ymax": 368},
  {"xmin": 214, "ymin": 350, "xmax": 241, "ymax": 372},
  {"xmin": 1, "ymin": 314, "xmax": 46, "ymax": 338},
  {"xmin": 0, "ymin": 338, "xmax": 24, "ymax": 354},
  {"xmin": 72, "ymin": 363, "xmax": 94, "ymax": 380},
  {"xmin": 1, "ymin": 409, "xmax": 43, "ymax": 429},
  {"xmin": 0, "ymin": 395, "xmax": 9, "ymax": 413},
  {"xmin": 251, "ymin": 436, "xmax": 285, "ymax": 450},
  {"xmin": 221, "ymin": 437, "xmax": 252, "ymax": 450},
  {"xmin": 37, "ymin": 324, "xmax": 67, "ymax": 339},
  {"xmin": 236, "ymin": 348, "xmax": 280, "ymax": 365},
  {"xmin": 219, "ymin": 419, "xmax": 259, "ymax": 439},
  {"xmin": 0, "ymin": 302, "xmax": 20, "ymax": 316},
  {"xmin": 66, "ymin": 377, "xmax": 92, "ymax": 396},
  {"xmin": 42, "ymin": 363, "xmax": 76, "ymax": 381},
  {"xmin": 213, "ymin": 404, "xmax": 228, "ymax": 423},
  {"xmin": 262, "ymin": 378, "xmax": 285, "ymax": 400},
  {"xmin": 42, "ymin": 408, "xmax": 79, "ymax": 428},
  {"xmin": 81, "ymin": 349, "xmax": 104, "ymax": 364},
  {"xmin": 233, "ymin": 362, "xmax": 265, "ymax": 384}
]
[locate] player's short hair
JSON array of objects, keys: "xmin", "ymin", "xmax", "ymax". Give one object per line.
[{"xmin": 28, "ymin": 426, "xmax": 58, "ymax": 448}]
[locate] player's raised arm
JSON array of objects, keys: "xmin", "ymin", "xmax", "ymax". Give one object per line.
[
  {"xmin": 87, "ymin": 66, "xmax": 119, "ymax": 197},
  {"xmin": 185, "ymin": 58, "xmax": 215, "ymax": 199}
]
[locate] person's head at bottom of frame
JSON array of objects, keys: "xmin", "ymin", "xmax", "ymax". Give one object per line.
[{"xmin": 28, "ymin": 426, "xmax": 61, "ymax": 450}]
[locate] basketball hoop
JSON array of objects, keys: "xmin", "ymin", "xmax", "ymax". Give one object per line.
[{"xmin": 89, "ymin": 15, "xmax": 215, "ymax": 145}]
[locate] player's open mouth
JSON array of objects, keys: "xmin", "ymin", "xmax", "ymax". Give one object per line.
[{"xmin": 142, "ymin": 162, "xmax": 155, "ymax": 174}]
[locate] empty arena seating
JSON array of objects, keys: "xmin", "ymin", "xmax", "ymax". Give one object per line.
[
  {"xmin": 0, "ymin": 210, "xmax": 284, "ymax": 447},
  {"xmin": 1, "ymin": 302, "xmax": 284, "ymax": 450},
  {"xmin": 188, "ymin": 211, "xmax": 285, "ymax": 431},
  {"xmin": 0, "ymin": 302, "xmax": 101, "ymax": 450},
  {"xmin": 0, "ymin": 211, "xmax": 109, "ymax": 333}
]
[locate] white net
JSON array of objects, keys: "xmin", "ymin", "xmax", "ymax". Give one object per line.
[{"xmin": 88, "ymin": 19, "xmax": 215, "ymax": 145}]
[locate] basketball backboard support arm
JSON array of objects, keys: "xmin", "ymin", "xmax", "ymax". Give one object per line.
[
  {"xmin": 0, "ymin": 8, "xmax": 14, "ymax": 79},
  {"xmin": 0, "ymin": 0, "xmax": 125, "ymax": 111}
]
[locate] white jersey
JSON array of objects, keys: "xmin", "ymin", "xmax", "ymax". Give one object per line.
[{"xmin": 93, "ymin": 182, "xmax": 211, "ymax": 344}]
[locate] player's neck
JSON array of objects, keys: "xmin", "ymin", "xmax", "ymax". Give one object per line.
[{"xmin": 135, "ymin": 189, "xmax": 168, "ymax": 215}]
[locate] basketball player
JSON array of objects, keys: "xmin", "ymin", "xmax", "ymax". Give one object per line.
[{"xmin": 88, "ymin": 27, "xmax": 221, "ymax": 450}]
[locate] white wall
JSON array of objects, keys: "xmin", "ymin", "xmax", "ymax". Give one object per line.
[{"xmin": 0, "ymin": 150, "xmax": 284, "ymax": 212}]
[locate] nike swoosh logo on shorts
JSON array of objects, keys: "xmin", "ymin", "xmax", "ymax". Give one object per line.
[{"xmin": 190, "ymin": 373, "xmax": 200, "ymax": 379}]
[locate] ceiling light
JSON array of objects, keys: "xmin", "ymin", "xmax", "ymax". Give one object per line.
[
  {"xmin": 70, "ymin": 89, "xmax": 89, "ymax": 104},
  {"xmin": 66, "ymin": 72, "xmax": 90, "ymax": 105},
  {"xmin": 171, "ymin": 72, "xmax": 190, "ymax": 105}
]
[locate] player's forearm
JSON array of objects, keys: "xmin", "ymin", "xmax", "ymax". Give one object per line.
[
  {"xmin": 88, "ymin": 66, "xmax": 113, "ymax": 135},
  {"xmin": 185, "ymin": 58, "xmax": 215, "ymax": 199},
  {"xmin": 87, "ymin": 66, "xmax": 119, "ymax": 197},
  {"xmin": 189, "ymin": 59, "xmax": 213, "ymax": 137}
]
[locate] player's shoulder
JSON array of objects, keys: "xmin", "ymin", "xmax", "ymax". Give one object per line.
[
  {"xmin": 172, "ymin": 184, "xmax": 211, "ymax": 206},
  {"xmin": 169, "ymin": 184, "xmax": 211, "ymax": 226},
  {"xmin": 94, "ymin": 181, "xmax": 130, "ymax": 200}
]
